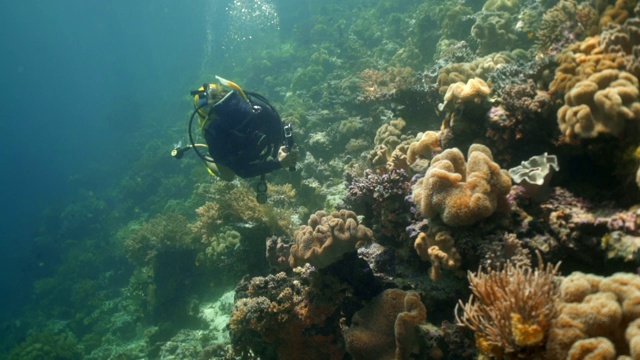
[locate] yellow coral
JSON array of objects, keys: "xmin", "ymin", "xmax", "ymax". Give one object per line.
[{"xmin": 511, "ymin": 313, "xmax": 545, "ymax": 347}]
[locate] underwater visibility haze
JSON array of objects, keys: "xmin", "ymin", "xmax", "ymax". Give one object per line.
[{"xmin": 2, "ymin": 0, "xmax": 640, "ymax": 359}]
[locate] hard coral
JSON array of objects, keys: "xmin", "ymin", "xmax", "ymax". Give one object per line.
[
  {"xmin": 546, "ymin": 272, "xmax": 640, "ymax": 359},
  {"xmin": 342, "ymin": 289, "xmax": 427, "ymax": 360},
  {"xmin": 558, "ymin": 69, "xmax": 640, "ymax": 142},
  {"xmin": 289, "ymin": 210, "xmax": 373, "ymax": 269},
  {"xmin": 412, "ymin": 144, "xmax": 512, "ymax": 226},
  {"xmin": 456, "ymin": 258, "xmax": 560, "ymax": 358}
]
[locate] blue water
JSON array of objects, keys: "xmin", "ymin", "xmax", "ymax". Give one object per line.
[{"xmin": 0, "ymin": 0, "xmax": 212, "ymax": 321}]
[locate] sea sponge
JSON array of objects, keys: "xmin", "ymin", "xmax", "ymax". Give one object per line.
[
  {"xmin": 557, "ymin": 69, "xmax": 640, "ymax": 143},
  {"xmin": 412, "ymin": 144, "xmax": 512, "ymax": 226},
  {"xmin": 342, "ymin": 289, "xmax": 427, "ymax": 360},
  {"xmin": 289, "ymin": 210, "xmax": 373, "ymax": 269},
  {"xmin": 414, "ymin": 230, "xmax": 461, "ymax": 280},
  {"xmin": 546, "ymin": 272, "xmax": 640, "ymax": 359}
]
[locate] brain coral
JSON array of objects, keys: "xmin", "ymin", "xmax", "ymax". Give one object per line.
[
  {"xmin": 546, "ymin": 272, "xmax": 640, "ymax": 359},
  {"xmin": 289, "ymin": 209, "xmax": 373, "ymax": 269},
  {"xmin": 412, "ymin": 144, "xmax": 512, "ymax": 226},
  {"xmin": 557, "ymin": 69, "xmax": 640, "ymax": 142},
  {"xmin": 342, "ymin": 289, "xmax": 427, "ymax": 360}
]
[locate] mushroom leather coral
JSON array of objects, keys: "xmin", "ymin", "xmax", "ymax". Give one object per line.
[
  {"xmin": 412, "ymin": 144, "xmax": 511, "ymax": 226},
  {"xmin": 342, "ymin": 289, "xmax": 427, "ymax": 360},
  {"xmin": 289, "ymin": 209, "xmax": 373, "ymax": 269},
  {"xmin": 546, "ymin": 272, "xmax": 640, "ymax": 359},
  {"xmin": 558, "ymin": 68, "xmax": 640, "ymax": 142}
]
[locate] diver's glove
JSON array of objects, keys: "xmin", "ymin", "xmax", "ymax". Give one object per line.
[{"xmin": 277, "ymin": 146, "xmax": 298, "ymax": 169}]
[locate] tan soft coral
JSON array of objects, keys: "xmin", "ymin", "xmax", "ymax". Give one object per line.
[
  {"xmin": 289, "ymin": 210, "xmax": 373, "ymax": 269},
  {"xmin": 439, "ymin": 78, "xmax": 492, "ymax": 113},
  {"xmin": 342, "ymin": 289, "xmax": 428, "ymax": 360},
  {"xmin": 414, "ymin": 230, "xmax": 461, "ymax": 281},
  {"xmin": 412, "ymin": 144, "xmax": 512, "ymax": 226},
  {"xmin": 546, "ymin": 272, "xmax": 640, "ymax": 359},
  {"xmin": 406, "ymin": 131, "xmax": 441, "ymax": 165},
  {"xmin": 557, "ymin": 68, "xmax": 640, "ymax": 142}
]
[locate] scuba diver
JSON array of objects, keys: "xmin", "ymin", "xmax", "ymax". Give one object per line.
[{"xmin": 171, "ymin": 76, "xmax": 298, "ymax": 203}]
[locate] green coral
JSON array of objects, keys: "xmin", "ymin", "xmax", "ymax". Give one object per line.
[
  {"xmin": 471, "ymin": 12, "xmax": 517, "ymax": 55},
  {"xmin": 9, "ymin": 329, "xmax": 82, "ymax": 360},
  {"xmin": 482, "ymin": 0, "xmax": 520, "ymax": 13}
]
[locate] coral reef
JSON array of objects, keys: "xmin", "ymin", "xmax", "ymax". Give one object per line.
[
  {"xmin": 343, "ymin": 169, "xmax": 413, "ymax": 246},
  {"xmin": 342, "ymin": 289, "xmax": 429, "ymax": 360},
  {"xmin": 229, "ymin": 270, "xmax": 349, "ymax": 360},
  {"xmin": 289, "ymin": 210, "xmax": 374, "ymax": 269},
  {"xmin": 412, "ymin": 144, "xmax": 512, "ymax": 226}
]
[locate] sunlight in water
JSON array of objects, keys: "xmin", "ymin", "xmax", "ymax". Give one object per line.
[{"xmin": 226, "ymin": 0, "xmax": 280, "ymax": 42}]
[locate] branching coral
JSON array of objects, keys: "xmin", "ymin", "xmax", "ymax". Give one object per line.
[
  {"xmin": 456, "ymin": 258, "xmax": 561, "ymax": 358},
  {"xmin": 289, "ymin": 210, "xmax": 373, "ymax": 269},
  {"xmin": 546, "ymin": 272, "xmax": 640, "ymax": 359},
  {"xmin": 342, "ymin": 289, "xmax": 428, "ymax": 360},
  {"xmin": 412, "ymin": 144, "xmax": 512, "ymax": 226}
]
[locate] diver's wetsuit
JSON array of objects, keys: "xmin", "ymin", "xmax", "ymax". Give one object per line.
[{"xmin": 203, "ymin": 91, "xmax": 283, "ymax": 178}]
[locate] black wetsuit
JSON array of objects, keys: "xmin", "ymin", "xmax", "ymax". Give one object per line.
[{"xmin": 203, "ymin": 91, "xmax": 283, "ymax": 178}]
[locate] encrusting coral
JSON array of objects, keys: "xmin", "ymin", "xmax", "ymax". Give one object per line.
[
  {"xmin": 342, "ymin": 289, "xmax": 428, "ymax": 360},
  {"xmin": 412, "ymin": 144, "xmax": 512, "ymax": 226},
  {"xmin": 289, "ymin": 209, "xmax": 373, "ymax": 269},
  {"xmin": 456, "ymin": 257, "xmax": 561, "ymax": 358},
  {"xmin": 546, "ymin": 271, "xmax": 640, "ymax": 359}
]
